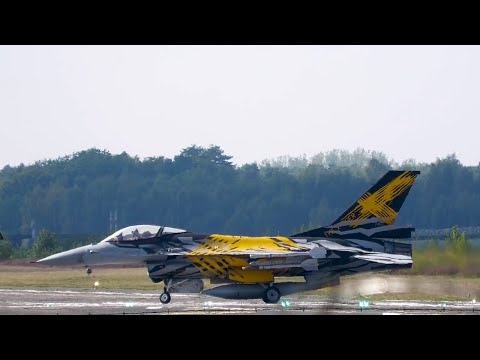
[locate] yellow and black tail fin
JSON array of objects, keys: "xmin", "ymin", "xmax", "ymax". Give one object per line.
[
  {"xmin": 292, "ymin": 170, "xmax": 420, "ymax": 238},
  {"xmin": 331, "ymin": 170, "xmax": 420, "ymax": 227}
]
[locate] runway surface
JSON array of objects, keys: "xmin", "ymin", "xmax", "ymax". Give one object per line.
[{"xmin": 1, "ymin": 287, "xmax": 479, "ymax": 314}]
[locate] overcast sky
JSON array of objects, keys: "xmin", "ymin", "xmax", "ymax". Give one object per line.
[{"xmin": 0, "ymin": 45, "xmax": 479, "ymax": 168}]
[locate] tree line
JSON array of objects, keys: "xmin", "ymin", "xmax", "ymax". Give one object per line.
[{"xmin": 0, "ymin": 145, "xmax": 479, "ymax": 241}]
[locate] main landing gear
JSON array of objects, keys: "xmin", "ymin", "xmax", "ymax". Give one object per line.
[
  {"xmin": 262, "ymin": 285, "xmax": 281, "ymax": 304},
  {"xmin": 160, "ymin": 279, "xmax": 172, "ymax": 304}
]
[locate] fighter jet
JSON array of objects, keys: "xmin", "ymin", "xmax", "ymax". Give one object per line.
[{"xmin": 37, "ymin": 170, "xmax": 420, "ymax": 304}]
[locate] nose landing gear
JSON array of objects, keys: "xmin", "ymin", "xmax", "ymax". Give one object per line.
[
  {"xmin": 160, "ymin": 280, "xmax": 172, "ymax": 304},
  {"xmin": 160, "ymin": 290, "xmax": 171, "ymax": 304}
]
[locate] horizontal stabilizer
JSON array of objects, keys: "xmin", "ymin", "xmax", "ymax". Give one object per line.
[
  {"xmin": 353, "ymin": 253, "xmax": 412, "ymax": 265},
  {"xmin": 314, "ymin": 239, "xmax": 365, "ymax": 253},
  {"xmin": 308, "ymin": 247, "xmax": 327, "ymax": 258}
]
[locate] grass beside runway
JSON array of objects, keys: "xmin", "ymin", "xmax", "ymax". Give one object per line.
[
  {"xmin": 1, "ymin": 263, "xmax": 480, "ymax": 302},
  {"xmin": 0, "ymin": 264, "xmax": 159, "ymax": 290}
]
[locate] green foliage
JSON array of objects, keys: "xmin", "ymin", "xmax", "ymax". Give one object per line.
[
  {"xmin": 445, "ymin": 225, "xmax": 468, "ymax": 253},
  {"xmin": 65, "ymin": 234, "xmax": 103, "ymax": 250},
  {"xmin": 410, "ymin": 226, "xmax": 478, "ymax": 275},
  {"xmin": 411, "ymin": 246, "xmax": 480, "ymax": 276},
  {"xmin": 31, "ymin": 229, "xmax": 60, "ymax": 259},
  {"xmin": 0, "ymin": 146, "xmax": 479, "ymax": 237},
  {"xmin": 0, "ymin": 238, "xmax": 12, "ymax": 260},
  {"xmin": 10, "ymin": 246, "xmax": 32, "ymax": 259}
]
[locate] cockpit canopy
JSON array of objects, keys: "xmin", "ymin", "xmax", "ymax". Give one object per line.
[{"xmin": 101, "ymin": 225, "xmax": 187, "ymax": 243}]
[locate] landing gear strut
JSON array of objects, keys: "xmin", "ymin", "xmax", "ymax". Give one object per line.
[
  {"xmin": 262, "ymin": 286, "xmax": 281, "ymax": 304},
  {"xmin": 160, "ymin": 281, "xmax": 172, "ymax": 304}
]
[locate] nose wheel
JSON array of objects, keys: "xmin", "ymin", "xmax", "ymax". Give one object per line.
[
  {"xmin": 160, "ymin": 291, "xmax": 171, "ymax": 304},
  {"xmin": 160, "ymin": 281, "xmax": 172, "ymax": 304},
  {"xmin": 86, "ymin": 267, "xmax": 92, "ymax": 275}
]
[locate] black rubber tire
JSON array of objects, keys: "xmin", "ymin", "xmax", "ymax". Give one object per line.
[
  {"xmin": 160, "ymin": 292, "xmax": 171, "ymax": 304},
  {"xmin": 263, "ymin": 286, "xmax": 281, "ymax": 304}
]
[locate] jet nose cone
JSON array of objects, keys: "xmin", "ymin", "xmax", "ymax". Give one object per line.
[{"xmin": 37, "ymin": 246, "xmax": 89, "ymax": 266}]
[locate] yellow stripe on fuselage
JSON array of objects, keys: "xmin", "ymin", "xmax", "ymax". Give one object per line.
[
  {"xmin": 187, "ymin": 235, "xmax": 307, "ymax": 280},
  {"xmin": 189, "ymin": 234, "xmax": 306, "ymax": 256},
  {"xmin": 189, "ymin": 255, "xmax": 274, "ymax": 282},
  {"xmin": 189, "ymin": 255, "xmax": 250, "ymax": 278}
]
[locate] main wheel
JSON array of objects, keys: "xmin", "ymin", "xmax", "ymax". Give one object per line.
[
  {"xmin": 160, "ymin": 291, "xmax": 171, "ymax": 304},
  {"xmin": 263, "ymin": 286, "xmax": 281, "ymax": 304},
  {"xmin": 86, "ymin": 268, "xmax": 92, "ymax": 275}
]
